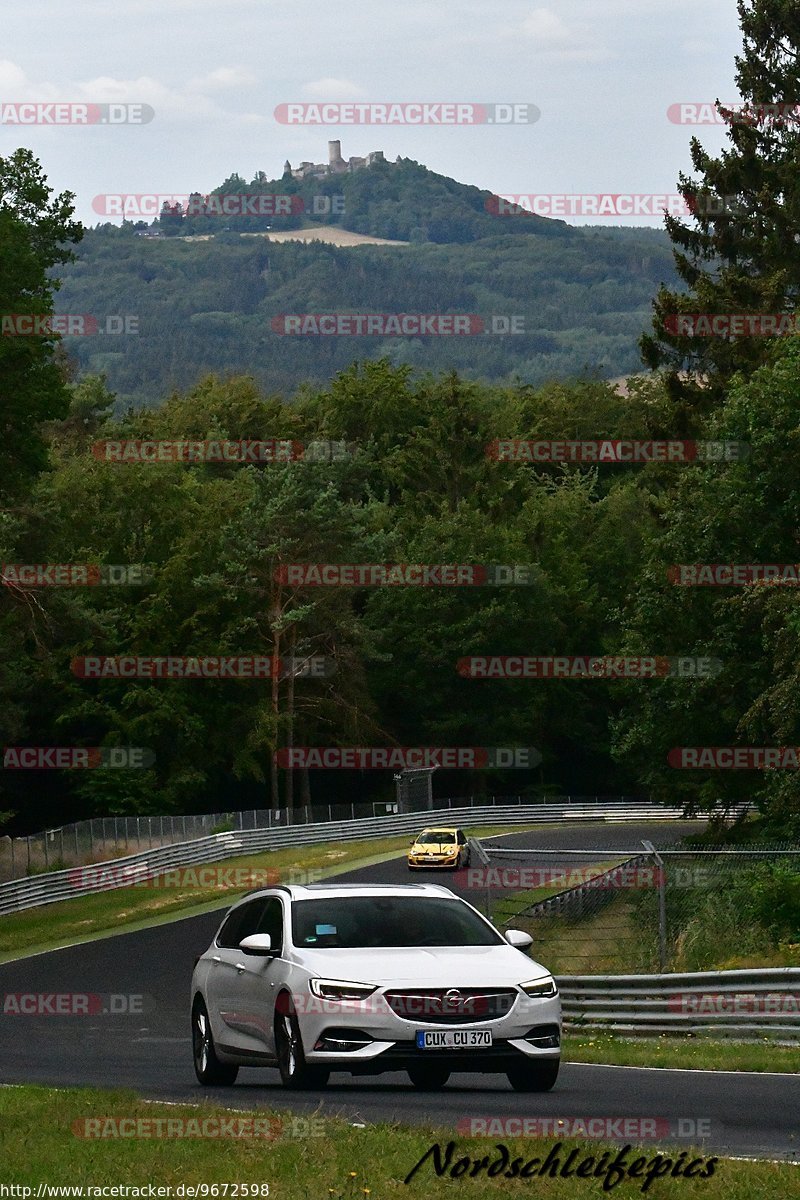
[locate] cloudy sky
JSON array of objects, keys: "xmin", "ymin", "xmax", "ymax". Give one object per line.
[{"xmin": 2, "ymin": 0, "xmax": 742, "ymax": 228}]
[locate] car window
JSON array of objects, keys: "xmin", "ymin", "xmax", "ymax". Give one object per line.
[
  {"xmin": 254, "ymin": 896, "xmax": 284, "ymax": 955},
  {"xmin": 216, "ymin": 898, "xmax": 267, "ymax": 948},
  {"xmin": 291, "ymin": 895, "xmax": 503, "ymax": 948},
  {"xmin": 418, "ymin": 829, "xmax": 455, "ymax": 843}
]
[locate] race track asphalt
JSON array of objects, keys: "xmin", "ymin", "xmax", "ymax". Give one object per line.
[{"xmin": 2, "ymin": 821, "xmax": 798, "ymax": 1161}]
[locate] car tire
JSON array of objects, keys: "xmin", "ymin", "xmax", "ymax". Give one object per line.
[
  {"xmin": 192, "ymin": 998, "xmax": 239, "ymax": 1086},
  {"xmin": 506, "ymin": 1057, "xmax": 560, "ymax": 1092},
  {"xmin": 275, "ymin": 1005, "xmax": 330, "ymax": 1089},
  {"xmin": 407, "ymin": 1063, "xmax": 451, "ymax": 1090}
]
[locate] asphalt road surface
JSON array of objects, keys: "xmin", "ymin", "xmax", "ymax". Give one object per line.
[{"xmin": 2, "ymin": 821, "xmax": 798, "ymax": 1161}]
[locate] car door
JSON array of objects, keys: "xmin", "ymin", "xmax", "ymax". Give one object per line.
[
  {"xmin": 205, "ymin": 897, "xmax": 269, "ymax": 1052},
  {"xmin": 231, "ymin": 895, "xmax": 288, "ymax": 1056}
]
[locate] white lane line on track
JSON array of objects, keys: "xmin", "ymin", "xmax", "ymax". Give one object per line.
[{"xmin": 566, "ymin": 1061, "xmax": 800, "ymax": 1078}]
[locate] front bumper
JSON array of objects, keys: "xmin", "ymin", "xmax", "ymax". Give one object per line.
[
  {"xmin": 355, "ymin": 1031, "xmax": 559, "ymax": 1072},
  {"xmin": 407, "ymin": 854, "xmax": 459, "ymax": 868},
  {"xmin": 299, "ymin": 993, "xmax": 562, "ymax": 1070}
]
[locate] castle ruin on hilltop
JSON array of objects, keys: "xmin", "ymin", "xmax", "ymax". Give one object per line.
[{"xmin": 283, "ymin": 140, "xmax": 386, "ymax": 181}]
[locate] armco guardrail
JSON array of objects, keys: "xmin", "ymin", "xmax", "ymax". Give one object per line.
[
  {"xmin": 0, "ymin": 801, "xmax": 712, "ymax": 915},
  {"xmin": 558, "ymin": 968, "xmax": 800, "ymax": 1039}
]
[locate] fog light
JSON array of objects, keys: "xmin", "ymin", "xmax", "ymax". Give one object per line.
[{"xmin": 313, "ymin": 1027, "xmax": 373, "ymax": 1052}]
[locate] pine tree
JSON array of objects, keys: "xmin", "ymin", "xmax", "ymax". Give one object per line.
[{"xmin": 641, "ymin": 0, "xmax": 800, "ymax": 410}]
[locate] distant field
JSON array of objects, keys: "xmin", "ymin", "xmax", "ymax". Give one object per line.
[
  {"xmin": 179, "ymin": 225, "xmax": 409, "ymax": 247},
  {"xmin": 249, "ymin": 225, "xmax": 409, "ymax": 246}
]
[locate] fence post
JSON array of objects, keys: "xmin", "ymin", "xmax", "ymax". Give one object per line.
[
  {"xmin": 60, "ymin": 827, "xmax": 64, "ymax": 864},
  {"xmin": 75, "ymin": 824, "xmax": 80, "ymax": 861},
  {"xmin": 658, "ymin": 858, "xmax": 667, "ymax": 971},
  {"xmin": 643, "ymin": 840, "xmax": 667, "ymax": 971}
]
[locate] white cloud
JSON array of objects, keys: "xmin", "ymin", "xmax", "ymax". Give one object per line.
[
  {"xmin": 0, "ymin": 67, "xmax": 264, "ymax": 127},
  {"xmin": 302, "ymin": 77, "xmax": 365, "ymax": 99},
  {"xmin": 189, "ymin": 66, "xmax": 256, "ymax": 91},
  {"xmin": 0, "ymin": 60, "xmax": 29, "ymax": 91},
  {"xmin": 520, "ymin": 8, "xmax": 573, "ymax": 44},
  {"xmin": 458, "ymin": 7, "xmax": 609, "ymax": 63}
]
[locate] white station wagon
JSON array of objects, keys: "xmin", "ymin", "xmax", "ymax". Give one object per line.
[{"xmin": 191, "ymin": 882, "xmax": 561, "ymax": 1091}]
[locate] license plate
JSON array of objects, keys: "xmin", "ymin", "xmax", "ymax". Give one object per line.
[{"xmin": 416, "ymin": 1029, "xmax": 493, "ymax": 1049}]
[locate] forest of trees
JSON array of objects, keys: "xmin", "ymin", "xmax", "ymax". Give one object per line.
[
  {"xmin": 3, "ymin": 0, "xmax": 800, "ymax": 844},
  {"xmin": 55, "ymin": 219, "xmax": 676, "ymax": 407}
]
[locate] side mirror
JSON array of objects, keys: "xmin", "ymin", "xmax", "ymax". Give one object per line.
[
  {"xmin": 505, "ymin": 929, "xmax": 533, "ymax": 950},
  {"xmin": 238, "ymin": 933, "xmax": 275, "ymax": 956}
]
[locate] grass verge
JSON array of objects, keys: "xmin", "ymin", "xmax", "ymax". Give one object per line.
[
  {"xmin": 2, "ymin": 1084, "xmax": 798, "ymax": 1197},
  {"xmin": 563, "ymin": 1032, "xmax": 800, "ymax": 1073}
]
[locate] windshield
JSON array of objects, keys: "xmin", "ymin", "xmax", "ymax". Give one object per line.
[
  {"xmin": 417, "ymin": 830, "xmax": 455, "ymax": 843},
  {"xmin": 291, "ymin": 895, "xmax": 503, "ymax": 948}
]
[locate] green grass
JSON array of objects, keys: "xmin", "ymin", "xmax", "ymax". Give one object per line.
[
  {"xmin": 513, "ymin": 894, "xmax": 652, "ymax": 975},
  {"xmin": 0, "ymin": 824, "xmax": 537, "ymax": 962},
  {"xmin": 2, "ymin": 1085, "xmax": 799, "ymax": 1197},
  {"xmin": 564, "ymin": 1033, "xmax": 800, "ymax": 1073}
]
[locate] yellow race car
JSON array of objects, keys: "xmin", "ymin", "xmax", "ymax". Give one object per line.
[{"xmin": 407, "ymin": 826, "xmax": 471, "ymax": 870}]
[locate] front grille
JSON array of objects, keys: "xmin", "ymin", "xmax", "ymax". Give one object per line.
[{"xmin": 384, "ymin": 988, "xmax": 517, "ymax": 1024}]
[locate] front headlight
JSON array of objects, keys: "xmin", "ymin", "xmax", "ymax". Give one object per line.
[
  {"xmin": 309, "ymin": 978, "xmax": 378, "ymax": 1001},
  {"xmin": 520, "ymin": 977, "xmax": 558, "ymax": 998}
]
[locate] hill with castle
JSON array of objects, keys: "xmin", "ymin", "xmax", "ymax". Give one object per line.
[{"xmin": 147, "ymin": 150, "xmax": 563, "ymax": 244}]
